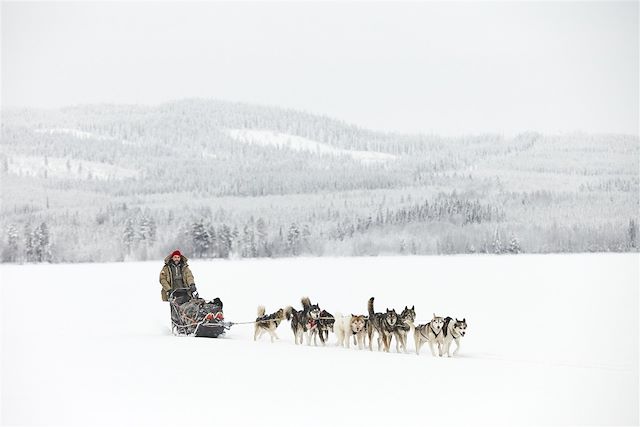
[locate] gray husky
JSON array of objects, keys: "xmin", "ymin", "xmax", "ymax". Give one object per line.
[
  {"xmin": 285, "ymin": 297, "xmax": 321, "ymax": 345},
  {"xmin": 394, "ymin": 305, "xmax": 416, "ymax": 353},
  {"xmin": 442, "ymin": 317, "xmax": 467, "ymax": 357},
  {"xmin": 414, "ymin": 313, "xmax": 445, "ymax": 356},
  {"xmin": 367, "ymin": 297, "xmax": 398, "ymax": 352}
]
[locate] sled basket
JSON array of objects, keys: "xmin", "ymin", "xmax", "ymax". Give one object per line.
[{"xmin": 169, "ymin": 288, "xmax": 231, "ymax": 338}]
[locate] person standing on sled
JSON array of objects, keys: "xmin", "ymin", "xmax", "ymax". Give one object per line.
[{"xmin": 159, "ymin": 250, "xmax": 198, "ymax": 301}]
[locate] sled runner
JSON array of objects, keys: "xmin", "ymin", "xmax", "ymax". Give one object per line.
[{"xmin": 169, "ymin": 288, "xmax": 232, "ymax": 338}]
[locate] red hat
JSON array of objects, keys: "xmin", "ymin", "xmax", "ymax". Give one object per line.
[{"xmin": 170, "ymin": 250, "xmax": 182, "ymax": 258}]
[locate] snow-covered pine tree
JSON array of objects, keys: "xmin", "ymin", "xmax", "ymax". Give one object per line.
[
  {"xmin": 207, "ymin": 224, "xmax": 218, "ymax": 258},
  {"xmin": 139, "ymin": 216, "xmax": 157, "ymax": 244},
  {"xmin": 217, "ymin": 224, "xmax": 232, "ymax": 258},
  {"xmin": 493, "ymin": 228, "xmax": 504, "ymax": 254},
  {"xmin": 241, "ymin": 225, "xmax": 252, "ymax": 258},
  {"xmin": 287, "ymin": 223, "xmax": 301, "ymax": 255},
  {"xmin": 508, "ymin": 236, "xmax": 522, "ymax": 254},
  {"xmin": 302, "ymin": 224, "xmax": 312, "ymax": 253},
  {"xmin": 24, "ymin": 224, "xmax": 34, "ymax": 262},
  {"xmin": 628, "ymin": 219, "xmax": 637, "ymax": 249},
  {"xmin": 3, "ymin": 224, "xmax": 19, "ymax": 262},
  {"xmin": 32, "ymin": 222, "xmax": 52, "ymax": 262},
  {"xmin": 191, "ymin": 220, "xmax": 211, "ymax": 258},
  {"xmin": 256, "ymin": 218, "xmax": 268, "ymax": 257},
  {"xmin": 123, "ymin": 218, "xmax": 136, "ymax": 254}
]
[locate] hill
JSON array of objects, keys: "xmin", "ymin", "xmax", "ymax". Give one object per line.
[{"xmin": 0, "ymin": 99, "xmax": 638, "ymax": 262}]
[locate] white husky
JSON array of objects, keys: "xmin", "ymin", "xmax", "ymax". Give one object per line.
[
  {"xmin": 414, "ymin": 313, "xmax": 445, "ymax": 356},
  {"xmin": 334, "ymin": 312, "xmax": 367, "ymax": 349}
]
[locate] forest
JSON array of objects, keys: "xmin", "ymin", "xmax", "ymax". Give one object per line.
[{"xmin": 1, "ymin": 99, "xmax": 638, "ymax": 262}]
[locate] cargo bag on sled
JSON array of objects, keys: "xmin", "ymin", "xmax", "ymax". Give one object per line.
[{"xmin": 169, "ymin": 288, "xmax": 231, "ymax": 338}]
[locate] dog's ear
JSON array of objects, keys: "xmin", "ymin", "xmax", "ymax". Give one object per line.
[
  {"xmin": 463, "ymin": 318, "xmax": 466, "ymax": 322},
  {"xmin": 411, "ymin": 305, "xmax": 415, "ymax": 310},
  {"xmin": 404, "ymin": 305, "xmax": 408, "ymax": 310}
]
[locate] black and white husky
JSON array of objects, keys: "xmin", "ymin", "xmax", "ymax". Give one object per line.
[
  {"xmin": 414, "ymin": 313, "xmax": 445, "ymax": 356},
  {"xmin": 394, "ymin": 305, "xmax": 416, "ymax": 353},
  {"xmin": 367, "ymin": 297, "xmax": 398, "ymax": 352},
  {"xmin": 254, "ymin": 306, "xmax": 285, "ymax": 343},
  {"xmin": 442, "ymin": 317, "xmax": 467, "ymax": 357},
  {"xmin": 285, "ymin": 297, "xmax": 321, "ymax": 345},
  {"xmin": 316, "ymin": 309, "xmax": 335, "ymax": 346}
]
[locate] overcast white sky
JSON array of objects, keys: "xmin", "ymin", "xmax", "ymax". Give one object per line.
[{"xmin": 2, "ymin": 1, "xmax": 638, "ymax": 136}]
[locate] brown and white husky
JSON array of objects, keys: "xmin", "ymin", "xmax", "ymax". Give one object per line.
[
  {"xmin": 254, "ymin": 306, "xmax": 285, "ymax": 343},
  {"xmin": 334, "ymin": 313, "xmax": 368, "ymax": 349}
]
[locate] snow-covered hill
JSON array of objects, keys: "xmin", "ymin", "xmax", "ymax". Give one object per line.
[
  {"xmin": 1, "ymin": 254, "xmax": 638, "ymax": 426},
  {"xmin": 224, "ymin": 128, "xmax": 397, "ymax": 163}
]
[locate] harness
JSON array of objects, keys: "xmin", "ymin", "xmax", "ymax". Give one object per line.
[
  {"xmin": 256, "ymin": 312, "xmax": 281, "ymax": 325},
  {"xmin": 418, "ymin": 323, "xmax": 442, "ymax": 340},
  {"xmin": 430, "ymin": 324, "xmax": 442, "ymax": 337}
]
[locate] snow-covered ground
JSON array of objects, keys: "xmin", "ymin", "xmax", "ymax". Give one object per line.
[
  {"xmin": 7, "ymin": 155, "xmax": 139, "ymax": 181},
  {"xmin": 224, "ymin": 129, "xmax": 397, "ymax": 163},
  {"xmin": 1, "ymin": 254, "xmax": 638, "ymax": 426}
]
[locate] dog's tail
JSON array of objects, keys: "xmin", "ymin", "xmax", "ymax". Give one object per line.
[
  {"xmin": 301, "ymin": 296, "xmax": 311, "ymax": 311},
  {"xmin": 443, "ymin": 317, "xmax": 452, "ymax": 337},
  {"xmin": 284, "ymin": 306, "xmax": 295, "ymax": 321},
  {"xmin": 368, "ymin": 297, "xmax": 375, "ymax": 317},
  {"xmin": 257, "ymin": 305, "xmax": 266, "ymax": 318}
]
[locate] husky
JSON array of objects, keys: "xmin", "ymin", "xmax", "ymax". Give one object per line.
[
  {"xmin": 442, "ymin": 317, "xmax": 467, "ymax": 357},
  {"xmin": 285, "ymin": 297, "xmax": 321, "ymax": 345},
  {"xmin": 414, "ymin": 313, "xmax": 445, "ymax": 356},
  {"xmin": 367, "ymin": 297, "xmax": 398, "ymax": 352},
  {"xmin": 334, "ymin": 313, "xmax": 368, "ymax": 349},
  {"xmin": 394, "ymin": 305, "xmax": 416, "ymax": 353},
  {"xmin": 254, "ymin": 306, "xmax": 285, "ymax": 343},
  {"xmin": 284, "ymin": 305, "xmax": 304, "ymax": 345},
  {"xmin": 316, "ymin": 309, "xmax": 335, "ymax": 346}
]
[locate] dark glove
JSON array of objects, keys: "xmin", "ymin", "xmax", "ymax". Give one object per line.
[{"xmin": 189, "ymin": 284, "xmax": 199, "ymax": 299}]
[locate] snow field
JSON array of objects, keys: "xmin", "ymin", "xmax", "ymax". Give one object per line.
[{"xmin": 1, "ymin": 254, "xmax": 638, "ymax": 426}]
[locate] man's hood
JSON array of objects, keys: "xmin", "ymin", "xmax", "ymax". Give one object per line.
[{"xmin": 164, "ymin": 254, "xmax": 189, "ymax": 265}]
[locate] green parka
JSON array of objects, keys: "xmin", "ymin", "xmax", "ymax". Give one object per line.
[{"xmin": 159, "ymin": 254, "xmax": 195, "ymax": 301}]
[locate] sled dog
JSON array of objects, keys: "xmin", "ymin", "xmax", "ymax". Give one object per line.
[
  {"xmin": 367, "ymin": 297, "xmax": 398, "ymax": 352},
  {"xmin": 442, "ymin": 317, "xmax": 467, "ymax": 357},
  {"xmin": 285, "ymin": 297, "xmax": 321, "ymax": 345},
  {"xmin": 394, "ymin": 305, "xmax": 416, "ymax": 353},
  {"xmin": 254, "ymin": 306, "xmax": 285, "ymax": 343},
  {"xmin": 414, "ymin": 314, "xmax": 445, "ymax": 356},
  {"xmin": 334, "ymin": 313, "xmax": 367, "ymax": 349},
  {"xmin": 316, "ymin": 309, "xmax": 335, "ymax": 346}
]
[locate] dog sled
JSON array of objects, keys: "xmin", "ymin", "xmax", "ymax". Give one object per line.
[{"xmin": 169, "ymin": 288, "xmax": 232, "ymax": 338}]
